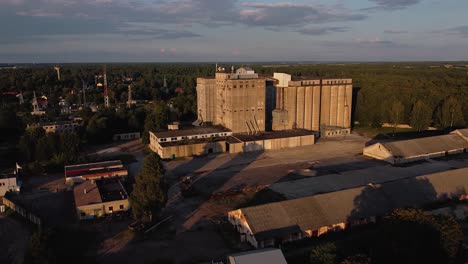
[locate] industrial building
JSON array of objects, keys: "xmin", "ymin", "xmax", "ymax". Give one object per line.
[
  {"xmin": 363, "ymin": 129, "xmax": 468, "ymax": 164},
  {"xmin": 28, "ymin": 121, "xmax": 80, "ymax": 133},
  {"xmin": 150, "ymin": 67, "xmax": 352, "ymax": 158},
  {"xmin": 149, "ymin": 126, "xmax": 232, "ymax": 159},
  {"xmin": 228, "ymin": 167, "xmax": 468, "ymax": 248},
  {"xmin": 272, "ymin": 73, "xmax": 353, "ymax": 135},
  {"xmin": 149, "ymin": 125, "xmax": 315, "ymax": 159},
  {"xmin": 197, "ymin": 66, "xmax": 267, "ymax": 134},
  {"xmin": 197, "ymin": 68, "xmax": 352, "ymax": 135},
  {"xmin": 65, "ymin": 160, "xmax": 128, "ymax": 185},
  {"xmin": 73, "ymin": 177, "xmax": 130, "ymax": 220},
  {"xmin": 227, "ymin": 248, "xmax": 287, "ymax": 264}
]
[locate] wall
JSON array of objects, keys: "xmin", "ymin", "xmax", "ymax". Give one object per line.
[
  {"xmin": 196, "ymin": 78, "xmax": 217, "ymax": 123},
  {"xmin": 2, "ymin": 196, "xmax": 42, "ymax": 226},
  {"xmin": 228, "ymin": 210, "xmax": 259, "ymax": 248},
  {"xmin": 363, "ymin": 143, "xmax": 394, "ymax": 164},
  {"xmin": 320, "ymin": 79, "xmax": 353, "ymax": 129},
  {"xmin": 76, "ymin": 199, "xmax": 130, "ymax": 220},
  {"xmin": 113, "ymin": 132, "xmax": 140, "ymax": 141},
  {"xmin": 159, "ymin": 141, "xmax": 226, "ymax": 159},
  {"xmin": 0, "ymin": 177, "xmax": 19, "ymax": 196},
  {"xmin": 65, "ymin": 170, "xmax": 128, "ymax": 185}
]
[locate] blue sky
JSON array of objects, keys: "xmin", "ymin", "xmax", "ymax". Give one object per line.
[{"xmin": 0, "ymin": 0, "xmax": 467, "ymax": 62}]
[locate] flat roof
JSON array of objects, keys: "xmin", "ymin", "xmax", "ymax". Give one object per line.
[
  {"xmin": 232, "ymin": 129, "xmax": 315, "ymax": 142},
  {"xmin": 74, "ymin": 178, "xmax": 127, "ymax": 207},
  {"xmin": 153, "ymin": 125, "xmax": 231, "ymax": 139},
  {"xmin": 66, "ymin": 167, "xmax": 127, "ymax": 178},
  {"xmin": 65, "ymin": 160, "xmax": 122, "ymax": 172},
  {"xmin": 229, "ymin": 248, "xmax": 287, "ymax": 264}
]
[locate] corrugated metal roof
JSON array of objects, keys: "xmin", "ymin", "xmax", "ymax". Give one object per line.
[
  {"xmin": 235, "ymin": 167, "xmax": 468, "ymax": 240},
  {"xmin": 382, "ymin": 134, "xmax": 467, "ymax": 158}
]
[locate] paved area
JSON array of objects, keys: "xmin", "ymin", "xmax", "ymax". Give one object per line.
[{"xmin": 0, "ymin": 213, "xmax": 30, "ymax": 264}]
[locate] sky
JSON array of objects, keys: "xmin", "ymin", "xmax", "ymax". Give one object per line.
[{"xmin": 0, "ymin": 0, "xmax": 467, "ymax": 62}]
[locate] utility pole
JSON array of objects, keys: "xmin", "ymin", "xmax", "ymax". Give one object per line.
[
  {"xmin": 103, "ymin": 66, "xmax": 110, "ymax": 108},
  {"xmin": 127, "ymin": 84, "xmax": 132, "ymax": 108}
]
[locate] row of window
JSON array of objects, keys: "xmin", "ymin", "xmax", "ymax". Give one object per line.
[
  {"xmin": 232, "ymin": 84, "xmax": 256, "ymax": 88},
  {"xmin": 159, "ymin": 133, "xmax": 230, "ymax": 143},
  {"xmin": 223, "ymin": 108, "xmax": 264, "ymax": 112}
]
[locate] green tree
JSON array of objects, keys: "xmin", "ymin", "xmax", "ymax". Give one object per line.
[
  {"xmin": 310, "ymin": 242, "xmax": 337, "ymax": 264},
  {"xmin": 143, "ymin": 102, "xmax": 169, "ymax": 144},
  {"xmin": 372, "ymin": 209, "xmax": 463, "ymax": 264},
  {"xmin": 129, "ymin": 152, "xmax": 167, "ymax": 222},
  {"xmin": 29, "ymin": 229, "xmax": 56, "ymax": 264},
  {"xmin": 435, "ymin": 96, "xmax": 465, "ymax": 129},
  {"xmin": 387, "ymin": 100, "xmax": 404, "ymax": 134},
  {"xmin": 410, "ymin": 100, "xmax": 432, "ymax": 132}
]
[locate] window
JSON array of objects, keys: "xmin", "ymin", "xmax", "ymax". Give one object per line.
[
  {"xmin": 119, "ymin": 205, "xmax": 124, "ymax": 210},
  {"xmin": 108, "ymin": 206, "xmax": 113, "ymax": 212},
  {"xmin": 240, "ymin": 85, "xmax": 243, "ymax": 88}
]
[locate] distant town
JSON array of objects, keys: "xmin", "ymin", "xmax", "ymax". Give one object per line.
[{"xmin": 0, "ymin": 62, "xmax": 467, "ymax": 264}]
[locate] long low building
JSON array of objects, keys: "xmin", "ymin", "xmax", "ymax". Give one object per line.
[
  {"xmin": 149, "ymin": 126, "xmax": 232, "ymax": 159},
  {"xmin": 73, "ymin": 177, "xmax": 130, "ymax": 220},
  {"xmin": 228, "ymin": 167, "xmax": 468, "ymax": 248},
  {"xmin": 363, "ymin": 129, "xmax": 468, "ymax": 164},
  {"xmin": 28, "ymin": 121, "xmax": 80, "ymax": 133},
  {"xmin": 65, "ymin": 160, "xmax": 128, "ymax": 185},
  {"xmin": 149, "ymin": 125, "xmax": 315, "ymax": 159}
]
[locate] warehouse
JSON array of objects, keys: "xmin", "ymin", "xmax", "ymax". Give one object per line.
[
  {"xmin": 149, "ymin": 124, "xmax": 315, "ymax": 158},
  {"xmin": 228, "ymin": 167, "xmax": 468, "ymax": 248},
  {"xmin": 73, "ymin": 177, "xmax": 130, "ymax": 220},
  {"xmin": 363, "ymin": 131, "xmax": 468, "ymax": 164},
  {"xmin": 65, "ymin": 160, "xmax": 128, "ymax": 185},
  {"xmin": 149, "ymin": 126, "xmax": 232, "ymax": 159}
]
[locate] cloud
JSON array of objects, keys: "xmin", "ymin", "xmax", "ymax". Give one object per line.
[
  {"xmin": 443, "ymin": 26, "xmax": 468, "ymax": 38},
  {"xmin": 364, "ymin": 0, "xmax": 421, "ymax": 11},
  {"xmin": 239, "ymin": 2, "xmax": 365, "ymax": 27},
  {"xmin": 383, "ymin": 29, "xmax": 409, "ymax": 34},
  {"xmin": 298, "ymin": 26, "xmax": 350, "ymax": 36}
]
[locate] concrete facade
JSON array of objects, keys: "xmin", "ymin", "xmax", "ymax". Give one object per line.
[
  {"xmin": 272, "ymin": 75, "xmax": 353, "ymax": 133},
  {"xmin": 228, "ymin": 134, "xmax": 315, "ymax": 154},
  {"xmin": 197, "ymin": 67, "xmax": 266, "ymax": 134}
]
